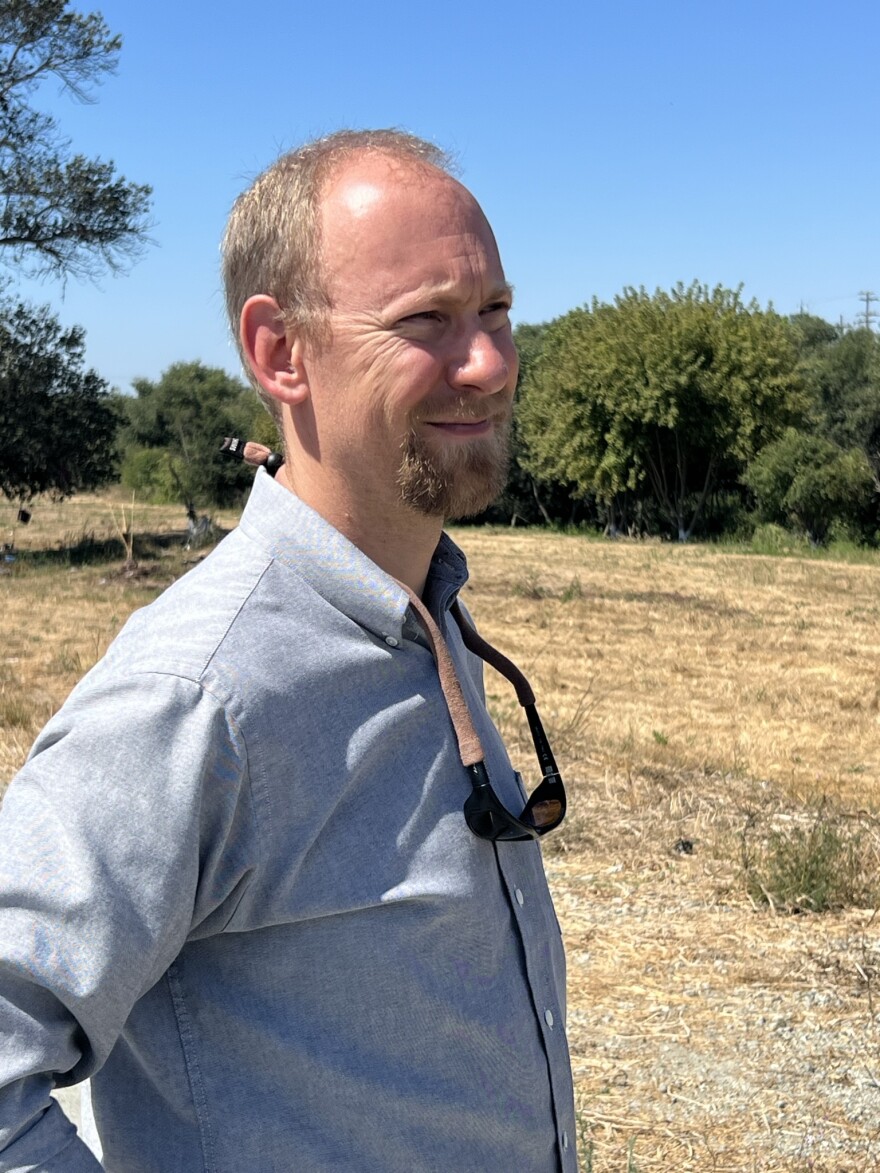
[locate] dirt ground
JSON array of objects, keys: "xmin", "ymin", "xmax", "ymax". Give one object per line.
[
  {"xmin": 453, "ymin": 528, "xmax": 880, "ymax": 1171},
  {"xmin": 548, "ymin": 786, "xmax": 880, "ymax": 1171}
]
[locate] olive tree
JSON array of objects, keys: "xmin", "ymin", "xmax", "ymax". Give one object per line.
[{"xmin": 0, "ymin": 300, "xmax": 118, "ymax": 503}]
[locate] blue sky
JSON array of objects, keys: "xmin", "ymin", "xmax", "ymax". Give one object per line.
[{"xmin": 15, "ymin": 0, "xmax": 880, "ymax": 392}]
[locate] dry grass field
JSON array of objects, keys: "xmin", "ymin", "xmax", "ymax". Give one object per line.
[{"xmin": 2, "ymin": 491, "xmax": 880, "ymax": 1170}]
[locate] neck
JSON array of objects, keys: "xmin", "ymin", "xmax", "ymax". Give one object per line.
[{"xmin": 275, "ymin": 462, "xmax": 442, "ymax": 598}]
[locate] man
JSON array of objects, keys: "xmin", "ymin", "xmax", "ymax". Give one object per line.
[{"xmin": 0, "ymin": 130, "xmax": 576, "ymax": 1171}]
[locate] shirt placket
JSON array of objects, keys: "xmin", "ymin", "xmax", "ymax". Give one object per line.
[
  {"xmin": 495, "ymin": 845, "xmax": 578, "ymax": 1170},
  {"xmin": 431, "ymin": 595, "xmax": 578, "ymax": 1172}
]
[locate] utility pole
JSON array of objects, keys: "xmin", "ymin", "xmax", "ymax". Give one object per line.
[{"xmin": 857, "ymin": 290, "xmax": 878, "ymax": 331}]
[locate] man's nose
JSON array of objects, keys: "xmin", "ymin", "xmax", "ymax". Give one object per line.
[{"xmin": 447, "ymin": 325, "xmax": 517, "ymax": 396}]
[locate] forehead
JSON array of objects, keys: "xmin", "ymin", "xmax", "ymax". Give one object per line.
[{"xmin": 317, "ymin": 156, "xmax": 506, "ymax": 307}]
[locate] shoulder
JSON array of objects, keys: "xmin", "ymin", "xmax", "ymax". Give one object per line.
[
  {"xmin": 89, "ymin": 528, "xmax": 274, "ymax": 688},
  {"xmin": 63, "ymin": 521, "xmax": 338, "ymax": 745}
]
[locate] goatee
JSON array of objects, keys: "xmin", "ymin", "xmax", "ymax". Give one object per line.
[{"xmin": 396, "ymin": 414, "xmax": 512, "ymax": 520}]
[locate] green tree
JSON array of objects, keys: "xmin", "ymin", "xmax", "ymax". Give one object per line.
[
  {"xmin": 120, "ymin": 362, "xmax": 262, "ymax": 513},
  {"xmin": 803, "ymin": 328, "xmax": 880, "ymax": 475},
  {"xmin": 788, "ymin": 312, "xmax": 841, "ymax": 357},
  {"xmin": 744, "ymin": 428, "xmax": 876, "ymax": 545},
  {"xmin": 0, "ymin": 4, "xmax": 153, "ymax": 507},
  {"xmin": 474, "ymin": 322, "xmax": 579, "ymax": 526},
  {"xmin": 0, "ymin": 300, "xmax": 118, "ymax": 502},
  {"xmin": 0, "ymin": 0, "xmax": 151, "ymax": 281},
  {"xmin": 519, "ymin": 283, "xmax": 807, "ymax": 540}
]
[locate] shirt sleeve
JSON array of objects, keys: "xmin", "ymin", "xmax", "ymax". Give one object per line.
[{"xmin": 0, "ymin": 670, "xmax": 251, "ymax": 1170}]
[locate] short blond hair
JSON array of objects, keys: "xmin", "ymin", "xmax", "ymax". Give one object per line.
[{"xmin": 222, "ymin": 129, "xmax": 453, "ymax": 421}]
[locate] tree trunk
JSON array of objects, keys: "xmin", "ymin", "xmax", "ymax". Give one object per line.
[{"xmin": 530, "ymin": 478, "xmax": 553, "ymax": 526}]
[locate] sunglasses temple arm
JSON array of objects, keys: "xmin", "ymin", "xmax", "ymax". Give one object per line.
[
  {"xmin": 467, "ymin": 760, "xmax": 494, "ymax": 791},
  {"xmin": 525, "ymin": 704, "xmax": 561, "ymax": 780}
]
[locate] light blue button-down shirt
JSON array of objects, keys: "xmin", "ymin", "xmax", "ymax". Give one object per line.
[{"xmin": 0, "ymin": 470, "xmax": 577, "ymax": 1171}]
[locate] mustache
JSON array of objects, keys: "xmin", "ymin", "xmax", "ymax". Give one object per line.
[{"xmin": 410, "ymin": 395, "xmax": 512, "ymax": 425}]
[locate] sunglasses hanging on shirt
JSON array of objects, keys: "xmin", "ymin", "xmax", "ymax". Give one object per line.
[{"xmin": 400, "ymin": 586, "xmax": 567, "ymax": 843}]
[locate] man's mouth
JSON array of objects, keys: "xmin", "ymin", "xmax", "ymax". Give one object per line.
[{"xmin": 425, "ymin": 418, "xmax": 493, "ymax": 436}]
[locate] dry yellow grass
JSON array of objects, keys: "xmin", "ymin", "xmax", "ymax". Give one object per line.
[
  {"xmin": 459, "ymin": 530, "xmax": 880, "ymax": 808},
  {"xmin": 2, "ymin": 497, "xmax": 880, "ymax": 1169}
]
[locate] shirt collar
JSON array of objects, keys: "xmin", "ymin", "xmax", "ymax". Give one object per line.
[{"xmin": 237, "ymin": 469, "xmax": 469, "ymax": 644}]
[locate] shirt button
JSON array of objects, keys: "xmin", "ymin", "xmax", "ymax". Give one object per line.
[
  {"xmin": 544, "ymin": 1009, "xmax": 555, "ymax": 1028},
  {"xmin": 514, "ymin": 888, "xmax": 524, "ymax": 905},
  {"xmin": 384, "ymin": 636, "xmax": 399, "ymax": 647},
  {"xmin": 562, "ymin": 1132, "xmax": 569, "ymax": 1150}
]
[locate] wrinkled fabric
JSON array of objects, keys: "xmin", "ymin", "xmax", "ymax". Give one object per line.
[{"xmin": 0, "ymin": 470, "xmax": 577, "ymax": 1172}]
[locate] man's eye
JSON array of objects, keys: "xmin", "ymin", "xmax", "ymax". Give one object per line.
[
  {"xmin": 481, "ymin": 302, "xmax": 511, "ymax": 323},
  {"xmin": 402, "ymin": 311, "xmax": 442, "ymax": 324}
]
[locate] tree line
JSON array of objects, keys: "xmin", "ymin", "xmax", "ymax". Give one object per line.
[{"xmin": 0, "ymin": 0, "xmax": 149, "ymax": 508}]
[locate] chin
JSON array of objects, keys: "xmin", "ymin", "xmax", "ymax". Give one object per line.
[{"xmin": 397, "ymin": 429, "xmax": 510, "ymax": 521}]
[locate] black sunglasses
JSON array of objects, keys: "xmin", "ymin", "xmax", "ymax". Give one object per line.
[
  {"xmin": 463, "ymin": 708, "xmax": 565, "ymax": 841},
  {"xmin": 453, "ymin": 603, "xmax": 566, "ymax": 841},
  {"xmin": 403, "ymin": 588, "xmax": 567, "ymax": 843}
]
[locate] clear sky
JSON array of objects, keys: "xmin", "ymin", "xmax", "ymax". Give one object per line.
[{"xmin": 14, "ymin": 0, "xmax": 880, "ymax": 392}]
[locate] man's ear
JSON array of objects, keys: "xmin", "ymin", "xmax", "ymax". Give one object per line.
[{"xmin": 240, "ymin": 295, "xmax": 309, "ymax": 407}]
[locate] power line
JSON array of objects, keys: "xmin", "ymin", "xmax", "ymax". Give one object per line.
[{"xmin": 857, "ymin": 290, "xmax": 878, "ymax": 331}]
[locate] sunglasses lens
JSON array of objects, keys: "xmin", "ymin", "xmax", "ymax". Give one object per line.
[
  {"xmin": 465, "ymin": 789, "xmax": 537, "ymax": 841},
  {"xmin": 464, "ymin": 767, "xmax": 565, "ymax": 841},
  {"xmin": 468, "ymin": 808, "xmax": 512, "ymax": 839},
  {"xmin": 523, "ymin": 796, "xmax": 564, "ymax": 830}
]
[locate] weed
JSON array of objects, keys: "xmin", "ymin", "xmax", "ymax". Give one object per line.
[
  {"xmin": 579, "ymin": 1137, "xmax": 593, "ymax": 1173},
  {"xmin": 0, "ymin": 695, "xmax": 38, "ymax": 729},
  {"xmin": 547, "ymin": 678, "xmax": 601, "ymax": 759},
  {"xmin": 109, "ymin": 493, "xmax": 137, "ymax": 568},
  {"xmin": 561, "ymin": 575, "xmax": 584, "ymax": 602},
  {"xmin": 575, "ymin": 1108, "xmax": 594, "ymax": 1172},
  {"xmin": 49, "ymin": 648, "xmax": 83, "ymax": 675},
  {"xmin": 741, "ymin": 803, "xmax": 879, "ymax": 913},
  {"xmin": 750, "ymin": 523, "xmax": 809, "ymax": 558},
  {"xmin": 652, "ymin": 729, "xmax": 668, "ymax": 746},
  {"xmin": 512, "ymin": 568, "xmax": 547, "ymax": 600},
  {"xmin": 626, "ymin": 1137, "xmax": 640, "ymax": 1172}
]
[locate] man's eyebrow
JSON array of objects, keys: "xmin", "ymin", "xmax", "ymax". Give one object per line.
[
  {"xmin": 487, "ymin": 282, "xmax": 515, "ymax": 305},
  {"xmin": 396, "ymin": 281, "xmax": 515, "ymax": 309}
]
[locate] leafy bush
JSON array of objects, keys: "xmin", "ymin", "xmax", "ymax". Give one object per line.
[
  {"xmin": 745, "ymin": 428, "xmax": 876, "ymax": 545},
  {"xmin": 748, "ymin": 522, "xmax": 807, "ymax": 556},
  {"xmin": 120, "ymin": 446, "xmax": 179, "ymax": 504}
]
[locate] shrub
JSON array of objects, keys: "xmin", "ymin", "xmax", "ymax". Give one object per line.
[
  {"xmin": 745, "ymin": 429, "xmax": 876, "ymax": 545},
  {"xmin": 741, "ymin": 804, "xmax": 879, "ymax": 913},
  {"xmin": 749, "ymin": 523, "xmax": 808, "ymax": 556},
  {"xmin": 120, "ymin": 446, "xmax": 179, "ymax": 504}
]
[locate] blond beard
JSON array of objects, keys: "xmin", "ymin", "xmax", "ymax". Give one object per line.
[{"xmin": 396, "ymin": 416, "xmax": 512, "ymax": 520}]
